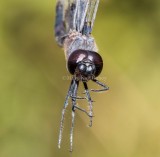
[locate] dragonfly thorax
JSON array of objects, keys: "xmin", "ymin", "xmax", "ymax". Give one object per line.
[
  {"xmin": 67, "ymin": 49, "xmax": 103, "ymax": 81},
  {"xmin": 63, "ymin": 30, "xmax": 98, "ymax": 59}
]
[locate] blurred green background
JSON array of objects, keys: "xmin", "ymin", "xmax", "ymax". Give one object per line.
[{"xmin": 0, "ymin": 0, "xmax": 160, "ymax": 157}]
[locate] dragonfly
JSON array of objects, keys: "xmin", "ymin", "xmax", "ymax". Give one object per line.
[{"xmin": 54, "ymin": 0, "xmax": 109, "ymax": 152}]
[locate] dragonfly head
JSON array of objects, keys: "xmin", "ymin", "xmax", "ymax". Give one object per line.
[{"xmin": 67, "ymin": 49, "xmax": 103, "ymax": 81}]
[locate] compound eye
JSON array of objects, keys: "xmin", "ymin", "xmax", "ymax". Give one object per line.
[{"xmin": 67, "ymin": 49, "xmax": 103, "ymax": 77}]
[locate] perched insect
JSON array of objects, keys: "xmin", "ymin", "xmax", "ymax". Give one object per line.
[{"xmin": 54, "ymin": 0, "xmax": 109, "ymax": 151}]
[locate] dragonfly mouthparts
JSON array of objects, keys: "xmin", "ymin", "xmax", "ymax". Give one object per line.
[{"xmin": 74, "ymin": 59, "xmax": 95, "ymax": 81}]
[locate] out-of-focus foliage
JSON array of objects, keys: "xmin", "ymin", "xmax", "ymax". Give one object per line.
[{"xmin": 0, "ymin": 0, "xmax": 160, "ymax": 157}]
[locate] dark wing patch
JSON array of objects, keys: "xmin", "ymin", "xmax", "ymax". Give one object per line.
[
  {"xmin": 55, "ymin": 1, "xmax": 66, "ymax": 46},
  {"xmin": 55, "ymin": 0, "xmax": 77, "ymax": 46}
]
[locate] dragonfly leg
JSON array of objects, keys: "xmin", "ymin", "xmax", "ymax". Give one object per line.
[
  {"xmin": 83, "ymin": 82, "xmax": 93, "ymax": 127},
  {"xmin": 70, "ymin": 107, "xmax": 75, "ymax": 152},
  {"xmin": 70, "ymin": 80, "xmax": 79, "ymax": 152},
  {"xmin": 58, "ymin": 79, "xmax": 74, "ymax": 149},
  {"xmin": 91, "ymin": 79, "xmax": 109, "ymax": 92},
  {"xmin": 70, "ymin": 95, "xmax": 87, "ymax": 100},
  {"xmin": 74, "ymin": 105, "xmax": 92, "ymax": 117}
]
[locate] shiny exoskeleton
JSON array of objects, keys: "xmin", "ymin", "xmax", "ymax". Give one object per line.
[{"xmin": 68, "ymin": 49, "xmax": 103, "ymax": 81}]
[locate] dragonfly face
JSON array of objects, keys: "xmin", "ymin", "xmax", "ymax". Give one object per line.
[
  {"xmin": 54, "ymin": 0, "xmax": 109, "ymax": 152},
  {"xmin": 67, "ymin": 49, "xmax": 103, "ymax": 81}
]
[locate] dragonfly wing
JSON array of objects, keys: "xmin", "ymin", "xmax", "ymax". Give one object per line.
[
  {"xmin": 64, "ymin": 0, "xmax": 77, "ymax": 33},
  {"xmin": 75, "ymin": 0, "xmax": 90, "ymax": 32},
  {"xmin": 82, "ymin": 0, "xmax": 100, "ymax": 35},
  {"xmin": 55, "ymin": 0, "xmax": 77, "ymax": 46},
  {"xmin": 55, "ymin": 0, "xmax": 99, "ymax": 45},
  {"xmin": 62, "ymin": 0, "xmax": 91, "ymax": 34}
]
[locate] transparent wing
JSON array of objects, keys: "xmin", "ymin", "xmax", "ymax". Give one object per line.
[
  {"xmin": 75, "ymin": 0, "xmax": 90, "ymax": 32},
  {"xmin": 73, "ymin": 0, "xmax": 100, "ymax": 35},
  {"xmin": 82, "ymin": 0, "xmax": 100, "ymax": 35},
  {"xmin": 55, "ymin": 0, "xmax": 100, "ymax": 45}
]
